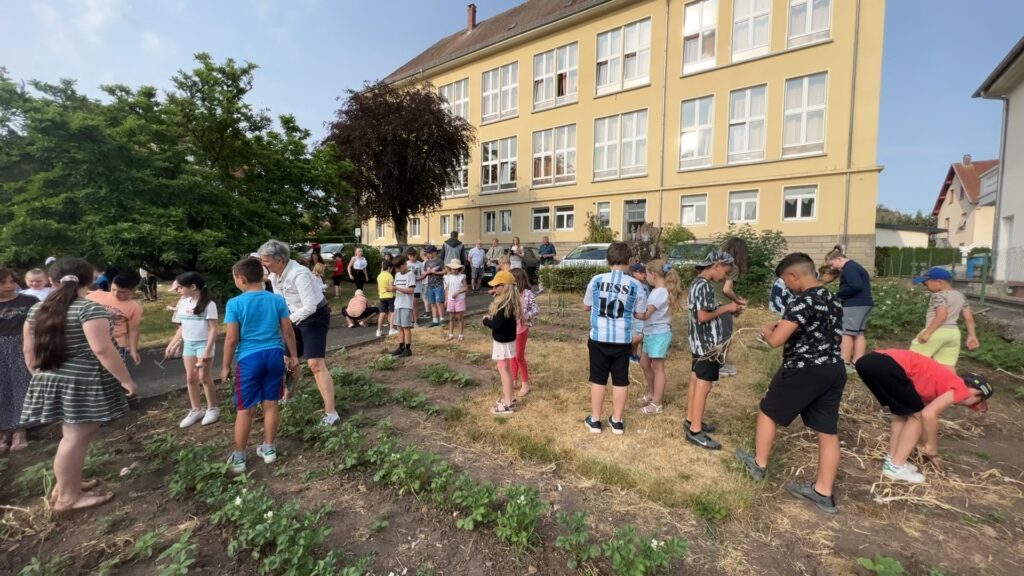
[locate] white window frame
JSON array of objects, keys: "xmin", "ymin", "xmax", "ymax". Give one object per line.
[
  {"xmin": 438, "ymin": 78, "xmax": 469, "ymax": 120},
  {"xmin": 532, "ymin": 124, "xmax": 576, "ymax": 187},
  {"xmin": 484, "ymin": 211, "xmax": 496, "ymax": 234},
  {"xmin": 375, "ymin": 221, "xmax": 385, "ymax": 239},
  {"xmin": 533, "ymin": 42, "xmax": 579, "ymax": 111},
  {"xmin": 623, "ymin": 199, "xmax": 647, "ymax": 235},
  {"xmin": 681, "ymin": 194, "xmax": 708, "ymax": 226},
  {"xmin": 594, "ymin": 110, "xmax": 648, "ymax": 181},
  {"xmin": 788, "ymin": 0, "xmax": 831, "ymax": 48},
  {"xmin": 454, "ymin": 213, "xmax": 465, "ymax": 234},
  {"xmin": 783, "ymin": 72, "xmax": 827, "ymax": 157},
  {"xmin": 445, "ymin": 151, "xmax": 469, "ymax": 197},
  {"xmin": 782, "ymin": 185, "xmax": 817, "ymax": 221},
  {"xmin": 679, "ymin": 95, "xmax": 714, "ymax": 170},
  {"xmin": 596, "ymin": 202, "xmax": 611, "ymax": 227},
  {"xmin": 481, "ymin": 136, "xmax": 518, "ymax": 193},
  {"xmin": 728, "ymin": 84, "xmax": 767, "ymax": 164},
  {"xmin": 555, "ymin": 205, "xmax": 575, "ymax": 231},
  {"xmin": 683, "ymin": 0, "xmax": 717, "ymax": 75},
  {"xmin": 531, "ymin": 207, "xmax": 550, "ymax": 232},
  {"xmin": 596, "ymin": 18, "xmax": 651, "ymax": 95},
  {"xmin": 728, "ymin": 190, "xmax": 759, "ymax": 223},
  {"xmin": 409, "ymin": 217, "xmax": 421, "ymax": 238},
  {"xmin": 440, "ymin": 215, "xmax": 450, "ymax": 235},
  {"xmin": 499, "ymin": 209, "xmax": 513, "ymax": 233},
  {"xmin": 482, "ymin": 62, "xmax": 518, "ymax": 124},
  {"xmin": 732, "ymin": 0, "xmax": 771, "ymax": 62}
]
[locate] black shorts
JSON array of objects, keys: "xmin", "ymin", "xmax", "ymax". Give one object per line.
[
  {"xmin": 854, "ymin": 353, "xmax": 925, "ymax": 416},
  {"xmin": 294, "ymin": 303, "xmax": 331, "ymax": 360},
  {"xmin": 760, "ymin": 362, "xmax": 846, "ymax": 434},
  {"xmin": 413, "ymin": 293, "xmax": 421, "ymax": 299},
  {"xmin": 332, "ymin": 274, "xmax": 344, "ymax": 286},
  {"xmin": 379, "ymin": 298, "xmax": 395, "ymax": 313},
  {"xmin": 587, "ymin": 339, "xmax": 632, "ymax": 387},
  {"xmin": 691, "ymin": 358, "xmax": 721, "ymax": 383}
]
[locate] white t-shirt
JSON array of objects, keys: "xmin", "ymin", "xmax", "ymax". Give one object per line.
[
  {"xmin": 351, "ymin": 256, "xmax": 367, "ymax": 271},
  {"xmin": 393, "ymin": 270, "xmax": 416, "ymax": 310},
  {"xmin": 583, "ymin": 271, "xmax": 647, "ymax": 345},
  {"xmin": 173, "ymin": 297, "xmax": 218, "ymax": 341},
  {"xmin": 468, "ymin": 247, "xmax": 486, "ymax": 268},
  {"xmin": 408, "ymin": 261, "xmax": 424, "ymax": 293},
  {"xmin": 445, "ymin": 274, "xmax": 466, "ymax": 302},
  {"xmin": 21, "ymin": 287, "xmax": 51, "ymax": 300},
  {"xmin": 644, "ymin": 287, "xmax": 671, "ymax": 335}
]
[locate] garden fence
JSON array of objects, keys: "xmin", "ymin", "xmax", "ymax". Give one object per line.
[{"xmin": 876, "ymin": 244, "xmax": 1024, "ymax": 306}]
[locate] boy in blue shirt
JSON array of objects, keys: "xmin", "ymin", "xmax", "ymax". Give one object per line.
[{"xmin": 220, "ymin": 258, "xmax": 299, "ymax": 474}]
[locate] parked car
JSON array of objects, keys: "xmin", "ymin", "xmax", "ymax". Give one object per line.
[
  {"xmin": 557, "ymin": 243, "xmax": 610, "ymax": 268},
  {"xmin": 666, "ymin": 242, "xmax": 715, "ymax": 268},
  {"xmin": 301, "ymin": 243, "xmax": 345, "ymax": 263},
  {"xmin": 482, "ymin": 246, "xmax": 540, "ymax": 285},
  {"xmin": 382, "ymin": 244, "xmax": 429, "ymax": 259}
]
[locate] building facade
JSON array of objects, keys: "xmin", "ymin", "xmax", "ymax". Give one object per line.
[
  {"xmin": 875, "ymin": 224, "xmax": 942, "ymax": 249},
  {"xmin": 370, "ymin": 0, "xmax": 885, "ymax": 263},
  {"xmin": 930, "ymin": 155, "xmax": 998, "ymax": 251}
]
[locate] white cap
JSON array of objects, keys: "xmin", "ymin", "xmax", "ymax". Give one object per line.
[{"xmin": 45, "ymin": 256, "xmax": 57, "ymax": 265}]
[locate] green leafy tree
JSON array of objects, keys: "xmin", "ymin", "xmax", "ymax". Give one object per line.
[
  {"xmin": 876, "ymin": 204, "xmax": 937, "ymax": 228},
  {"xmin": 711, "ymin": 225, "xmax": 787, "ymax": 304},
  {"xmin": 583, "ymin": 213, "xmax": 617, "ymax": 243},
  {"xmin": 659, "ymin": 224, "xmax": 696, "ymax": 253}
]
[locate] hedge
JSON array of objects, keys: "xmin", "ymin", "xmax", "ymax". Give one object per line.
[
  {"xmin": 539, "ymin": 264, "xmax": 697, "ymax": 294},
  {"xmin": 875, "ymin": 247, "xmax": 960, "ymax": 277}
]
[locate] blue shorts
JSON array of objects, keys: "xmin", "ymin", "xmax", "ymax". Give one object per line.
[
  {"xmin": 234, "ymin": 348, "xmax": 285, "ymax": 410},
  {"xmin": 183, "ymin": 339, "xmax": 213, "ymax": 358},
  {"xmin": 425, "ymin": 285, "xmax": 445, "ymax": 305},
  {"xmin": 642, "ymin": 331, "xmax": 672, "ymax": 359}
]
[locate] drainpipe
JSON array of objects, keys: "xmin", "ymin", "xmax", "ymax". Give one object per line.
[
  {"xmin": 990, "ymin": 96, "xmax": 1009, "ymax": 280},
  {"xmin": 842, "ymin": 0, "xmax": 862, "ymax": 248},
  {"xmin": 657, "ymin": 0, "xmax": 670, "ymax": 229}
]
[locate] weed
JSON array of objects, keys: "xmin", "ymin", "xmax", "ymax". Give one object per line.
[
  {"xmin": 370, "ymin": 518, "xmax": 389, "ymax": 532},
  {"xmin": 927, "ymin": 569, "xmax": 949, "ymax": 576},
  {"xmin": 442, "ymin": 404, "xmax": 469, "ymax": 423},
  {"xmin": 601, "ymin": 525, "xmax": 689, "ymax": 576},
  {"xmin": 451, "ymin": 472, "xmax": 497, "ymax": 530},
  {"xmin": 974, "ymin": 451, "xmax": 991, "ymax": 461},
  {"xmin": 369, "ymin": 355, "xmax": 398, "ymax": 371},
  {"xmin": 856, "ymin": 554, "xmax": 905, "ymax": 576},
  {"xmin": 17, "ymin": 555, "xmax": 69, "ymax": 576},
  {"xmin": 987, "ymin": 510, "xmax": 1006, "ymax": 524},
  {"xmin": 143, "ymin": 432, "xmax": 179, "ymax": 460},
  {"xmin": 419, "ymin": 363, "xmax": 478, "ymax": 387},
  {"xmin": 495, "ymin": 485, "xmax": 549, "ymax": 551},
  {"xmin": 427, "ymin": 460, "xmax": 455, "ymax": 509},
  {"xmin": 133, "ymin": 529, "xmax": 162, "ymax": 560},
  {"xmin": 1014, "ymin": 386, "xmax": 1024, "ymax": 401},
  {"xmin": 689, "ymin": 491, "xmax": 729, "ymax": 522},
  {"xmin": 156, "ymin": 530, "xmax": 197, "ymax": 576},
  {"xmin": 373, "ymin": 443, "xmax": 440, "ymax": 496},
  {"xmin": 15, "ymin": 461, "xmax": 55, "ymax": 497},
  {"xmin": 416, "ymin": 563, "xmax": 437, "ymax": 576},
  {"xmin": 465, "ymin": 352, "xmax": 483, "ymax": 365},
  {"xmin": 555, "ymin": 511, "xmax": 601, "ymax": 570}
]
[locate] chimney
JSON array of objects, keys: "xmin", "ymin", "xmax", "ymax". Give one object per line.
[
  {"xmin": 467, "ymin": 3, "xmax": 477, "ymax": 32},
  {"xmin": 962, "ymin": 154, "xmax": 972, "ymax": 166}
]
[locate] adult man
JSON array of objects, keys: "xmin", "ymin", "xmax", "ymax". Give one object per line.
[
  {"xmin": 468, "ymin": 240, "xmax": 487, "ymax": 293},
  {"xmin": 442, "ymin": 231, "xmax": 467, "ymax": 269},
  {"xmin": 485, "ymin": 238, "xmax": 502, "ymax": 267},
  {"xmin": 538, "ymin": 236, "xmax": 556, "ymax": 266}
]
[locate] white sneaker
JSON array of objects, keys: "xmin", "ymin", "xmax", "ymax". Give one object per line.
[
  {"xmin": 885, "ymin": 455, "xmax": 918, "ymax": 473},
  {"xmin": 256, "ymin": 445, "xmax": 277, "ymax": 464},
  {"xmin": 882, "ymin": 461, "xmax": 926, "ymax": 484},
  {"xmin": 226, "ymin": 453, "xmax": 246, "ymax": 474},
  {"xmin": 179, "ymin": 409, "xmax": 204, "ymax": 429},
  {"xmin": 201, "ymin": 408, "xmax": 220, "ymax": 425},
  {"xmin": 321, "ymin": 412, "xmax": 340, "ymax": 427},
  {"xmin": 376, "ymin": 329, "xmax": 383, "ymax": 337},
  {"xmin": 388, "ymin": 329, "xmax": 398, "ymax": 337}
]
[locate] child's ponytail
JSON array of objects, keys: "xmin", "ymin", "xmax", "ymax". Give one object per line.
[
  {"xmin": 646, "ymin": 259, "xmax": 685, "ymax": 312},
  {"xmin": 176, "ymin": 272, "xmax": 211, "ymax": 318},
  {"xmin": 33, "ymin": 258, "xmax": 94, "ymax": 370}
]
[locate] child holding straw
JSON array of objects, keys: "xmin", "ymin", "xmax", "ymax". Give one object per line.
[
  {"xmin": 637, "ymin": 260, "xmax": 684, "ymax": 415},
  {"xmin": 482, "ymin": 271, "xmax": 521, "ymax": 415}
]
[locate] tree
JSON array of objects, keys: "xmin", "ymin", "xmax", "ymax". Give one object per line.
[
  {"xmin": 659, "ymin": 224, "xmax": 696, "ymax": 253},
  {"xmin": 321, "ymin": 80, "xmax": 474, "ymax": 244},
  {"xmin": 876, "ymin": 204, "xmax": 936, "ymax": 228}
]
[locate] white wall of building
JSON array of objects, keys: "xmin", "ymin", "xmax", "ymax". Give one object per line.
[
  {"xmin": 876, "ymin": 228, "xmax": 930, "ymax": 248},
  {"xmin": 997, "ymin": 80, "xmax": 1024, "ymax": 282}
]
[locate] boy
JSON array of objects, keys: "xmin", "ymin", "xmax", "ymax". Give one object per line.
[
  {"xmin": 22, "ymin": 269, "xmax": 52, "ymax": 301},
  {"xmin": 910, "ymin": 267, "xmax": 979, "ymax": 370},
  {"xmin": 686, "ymin": 252, "xmax": 741, "ymax": 450},
  {"xmin": 87, "ymin": 272, "xmax": 144, "ymax": 364},
  {"xmin": 627, "ymin": 263, "xmax": 649, "ymax": 363},
  {"xmin": 735, "ymin": 253, "xmax": 846, "ymax": 514},
  {"xmin": 220, "ymin": 258, "xmax": 299, "ymax": 474},
  {"xmin": 376, "ymin": 261, "xmax": 395, "ymax": 337},
  {"xmin": 420, "ymin": 245, "xmax": 446, "ymax": 327},
  {"xmin": 406, "ymin": 248, "xmax": 424, "ymax": 328},
  {"xmin": 390, "ymin": 258, "xmax": 416, "ymax": 357},
  {"xmin": 582, "ymin": 242, "xmax": 648, "ymax": 435},
  {"xmin": 854, "ymin": 350, "xmax": 992, "ymax": 483}
]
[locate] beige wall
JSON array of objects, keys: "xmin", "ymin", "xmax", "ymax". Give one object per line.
[
  {"xmin": 876, "ymin": 228, "xmax": 929, "ymax": 248},
  {"xmin": 935, "ymin": 175, "xmax": 995, "ymax": 249}
]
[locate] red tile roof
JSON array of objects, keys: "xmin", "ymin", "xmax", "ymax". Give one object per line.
[{"xmin": 931, "ymin": 159, "xmax": 999, "ymax": 215}]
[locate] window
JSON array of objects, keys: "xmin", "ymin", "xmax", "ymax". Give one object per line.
[
  {"xmin": 438, "ymin": 78, "xmax": 469, "ymax": 120},
  {"xmin": 532, "ymin": 124, "xmax": 576, "ymax": 187},
  {"xmin": 783, "ymin": 73, "xmax": 827, "ymax": 156},
  {"xmin": 534, "ymin": 42, "xmax": 578, "ymax": 110},
  {"xmin": 446, "ymin": 152, "xmax": 469, "ymax": 197},
  {"xmin": 729, "ymin": 190, "xmax": 758, "ymax": 223},
  {"xmin": 594, "ymin": 110, "xmax": 648, "ymax": 180},
  {"xmin": 624, "ymin": 199, "xmax": 647, "ymax": 235},
  {"xmin": 454, "ymin": 213, "xmax": 465, "ymax": 233},
  {"xmin": 484, "ymin": 211, "xmax": 496, "ymax": 234},
  {"xmin": 596, "ymin": 202, "xmax": 611, "ymax": 227},
  {"xmin": 680, "ymin": 96, "xmax": 714, "ymax": 169},
  {"xmin": 481, "ymin": 136, "xmax": 517, "ymax": 192},
  {"xmin": 728, "ymin": 85, "xmax": 766, "ymax": 163},
  {"xmin": 783, "ymin": 186, "xmax": 816, "ymax": 220},
  {"xmin": 788, "ymin": 0, "xmax": 831, "ymax": 48},
  {"xmin": 409, "ymin": 217, "xmax": 421, "ymax": 237},
  {"xmin": 733, "ymin": 0, "xmax": 770, "ymax": 61},
  {"xmin": 555, "ymin": 206, "xmax": 575, "ymax": 230},
  {"xmin": 681, "ymin": 195, "xmax": 708, "ymax": 225},
  {"xmin": 482, "ymin": 62, "xmax": 518, "ymax": 123},
  {"xmin": 683, "ymin": 0, "xmax": 717, "ymax": 74},
  {"xmin": 375, "ymin": 221, "xmax": 385, "ymax": 239},
  {"xmin": 532, "ymin": 207, "xmax": 550, "ymax": 232},
  {"xmin": 596, "ymin": 18, "xmax": 651, "ymax": 95},
  {"xmin": 440, "ymin": 215, "xmax": 450, "ymax": 235},
  {"xmin": 499, "ymin": 210, "xmax": 513, "ymax": 233}
]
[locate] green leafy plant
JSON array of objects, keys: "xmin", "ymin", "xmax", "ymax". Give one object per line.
[
  {"xmin": 419, "ymin": 364, "xmax": 477, "ymax": 387},
  {"xmin": 427, "ymin": 460, "xmax": 455, "ymax": 508},
  {"xmin": 132, "ymin": 529, "xmax": 163, "ymax": 560},
  {"xmin": 18, "ymin": 555, "xmax": 69, "ymax": 576},
  {"xmin": 711, "ymin": 225, "xmax": 787, "ymax": 305},
  {"xmin": 689, "ymin": 492, "xmax": 729, "ymax": 522},
  {"xmin": 156, "ymin": 530, "xmax": 197, "ymax": 576},
  {"xmin": 602, "ymin": 525, "xmax": 689, "ymax": 576},
  {"xmin": 583, "ymin": 212, "xmax": 618, "ymax": 243},
  {"xmin": 554, "ymin": 511, "xmax": 601, "ymax": 570},
  {"xmin": 659, "ymin": 224, "xmax": 696, "ymax": 253},
  {"xmin": 494, "ymin": 485, "xmax": 549, "ymax": 551},
  {"xmin": 369, "ymin": 355, "xmax": 398, "ymax": 371},
  {"xmin": 867, "ymin": 281, "xmax": 929, "ymax": 339},
  {"xmin": 538, "ymin": 265, "xmax": 610, "ymax": 293},
  {"xmin": 143, "ymin": 432, "xmax": 180, "ymax": 460},
  {"xmin": 450, "ymin": 472, "xmax": 497, "ymax": 530},
  {"xmin": 372, "ymin": 443, "xmax": 439, "ymax": 496},
  {"xmin": 14, "ymin": 461, "xmax": 55, "ymax": 497},
  {"xmin": 856, "ymin": 554, "xmax": 905, "ymax": 576}
]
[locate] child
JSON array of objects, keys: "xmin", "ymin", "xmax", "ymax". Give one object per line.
[
  {"xmin": 343, "ymin": 289, "xmax": 378, "ymax": 328},
  {"xmin": 910, "ymin": 267, "xmax": 979, "ymax": 370},
  {"xmin": 768, "ymin": 278, "xmax": 790, "ymax": 317},
  {"xmin": 421, "ymin": 245, "xmax": 446, "ymax": 327},
  {"xmin": 826, "ymin": 245, "xmax": 873, "ymax": 373},
  {"xmin": 735, "ymin": 253, "xmax": 846, "ymax": 515},
  {"xmin": 510, "ymin": 268, "xmax": 539, "ymax": 398},
  {"xmin": 87, "ymin": 273, "xmax": 143, "ymax": 365},
  {"xmin": 310, "ymin": 252, "xmax": 327, "ymax": 294},
  {"xmin": 582, "ymin": 242, "xmax": 648, "ymax": 435},
  {"xmin": 166, "ymin": 272, "xmax": 220, "ymax": 428},
  {"xmin": 686, "ymin": 252, "xmax": 741, "ymax": 449},
  {"xmin": 220, "ymin": 258, "xmax": 299, "ymax": 474},
  {"xmin": 482, "ymin": 271, "xmax": 521, "ymax": 415},
  {"xmin": 628, "ymin": 263, "xmax": 650, "ymax": 363},
  {"xmin": 637, "ymin": 260, "xmax": 684, "ymax": 415},
  {"xmin": 331, "ymin": 252, "xmax": 346, "ymax": 300},
  {"xmin": 390, "ymin": 259, "xmax": 416, "ymax": 357},
  {"xmin": 818, "ymin": 265, "xmax": 838, "ymax": 284},
  {"xmin": 716, "ymin": 237, "xmax": 749, "ymax": 377},
  {"xmin": 376, "ymin": 260, "xmax": 395, "ymax": 337},
  {"xmin": 854, "ymin": 350, "xmax": 992, "ymax": 483},
  {"xmin": 22, "ymin": 269, "xmax": 52, "ymax": 301},
  {"xmin": 0, "ymin": 267, "xmax": 36, "ymax": 453},
  {"xmin": 348, "ymin": 247, "xmax": 369, "ymax": 291},
  {"xmin": 407, "ymin": 248, "xmax": 424, "ymax": 328},
  {"xmin": 444, "ymin": 259, "xmax": 468, "ymax": 340}
]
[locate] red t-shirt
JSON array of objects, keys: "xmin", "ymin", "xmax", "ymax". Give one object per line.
[
  {"xmin": 333, "ymin": 259, "xmax": 344, "ymax": 276},
  {"xmin": 879, "ymin": 349, "xmax": 971, "ymax": 404}
]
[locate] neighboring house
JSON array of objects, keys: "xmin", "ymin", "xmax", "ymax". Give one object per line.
[
  {"xmin": 875, "ymin": 223, "xmax": 945, "ymax": 249},
  {"xmin": 366, "ymin": 0, "xmax": 885, "ymax": 263},
  {"xmin": 931, "ymin": 155, "xmax": 998, "ymax": 251},
  {"xmin": 975, "ymin": 36, "xmax": 1024, "ymax": 288}
]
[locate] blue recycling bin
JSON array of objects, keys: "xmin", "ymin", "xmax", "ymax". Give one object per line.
[{"xmin": 966, "ymin": 256, "xmax": 986, "ymax": 279}]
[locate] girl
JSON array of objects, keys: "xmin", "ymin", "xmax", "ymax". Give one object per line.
[
  {"xmin": 166, "ymin": 272, "xmax": 219, "ymax": 428},
  {"xmin": 482, "ymin": 271, "xmax": 522, "ymax": 416},
  {"xmin": 348, "ymin": 247, "xmax": 369, "ymax": 291},
  {"xmin": 716, "ymin": 237, "xmax": 749, "ymax": 377},
  {"xmin": 826, "ymin": 245, "xmax": 874, "ymax": 372},
  {"xmin": 377, "ymin": 259, "xmax": 396, "ymax": 337},
  {"xmin": 21, "ymin": 258, "xmax": 136, "ymax": 511},
  {"xmin": 510, "ymin": 268, "xmax": 539, "ymax": 398},
  {"xmin": 331, "ymin": 252, "xmax": 346, "ymax": 299},
  {"xmin": 628, "ymin": 263, "xmax": 649, "ymax": 363},
  {"xmin": 1, "ymin": 267, "xmax": 36, "ymax": 453},
  {"xmin": 509, "ymin": 237, "xmax": 524, "ymax": 269},
  {"xmin": 637, "ymin": 261, "xmax": 684, "ymax": 414},
  {"xmin": 444, "ymin": 259, "xmax": 468, "ymax": 340}
]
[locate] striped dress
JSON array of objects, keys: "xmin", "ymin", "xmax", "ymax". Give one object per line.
[{"xmin": 20, "ymin": 299, "xmax": 129, "ymax": 425}]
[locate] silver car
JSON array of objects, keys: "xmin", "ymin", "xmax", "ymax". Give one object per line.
[{"xmin": 557, "ymin": 243, "xmax": 610, "ymax": 268}]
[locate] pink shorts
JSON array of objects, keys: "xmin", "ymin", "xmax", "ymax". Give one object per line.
[{"xmin": 446, "ymin": 299, "xmax": 466, "ymax": 313}]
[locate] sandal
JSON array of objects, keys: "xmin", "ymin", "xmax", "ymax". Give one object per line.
[
  {"xmin": 640, "ymin": 402, "xmax": 663, "ymax": 415},
  {"xmin": 458, "ymin": 335, "xmax": 464, "ymax": 341},
  {"xmin": 447, "ymin": 333, "xmax": 454, "ymax": 341},
  {"xmin": 490, "ymin": 400, "xmax": 515, "ymax": 416},
  {"xmin": 515, "ymin": 386, "xmax": 531, "ymax": 399},
  {"xmin": 637, "ymin": 394, "xmax": 654, "ymax": 406},
  {"xmin": 53, "ymin": 490, "xmax": 114, "ymax": 513},
  {"xmin": 49, "ymin": 479, "xmax": 101, "ymax": 505}
]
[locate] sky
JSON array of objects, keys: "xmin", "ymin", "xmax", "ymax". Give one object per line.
[{"xmin": 1, "ymin": 0, "xmax": 1021, "ymax": 215}]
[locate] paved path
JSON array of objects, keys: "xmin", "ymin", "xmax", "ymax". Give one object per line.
[{"xmin": 132, "ymin": 292, "xmax": 494, "ymax": 399}]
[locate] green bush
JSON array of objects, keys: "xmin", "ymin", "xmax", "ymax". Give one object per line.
[
  {"xmin": 659, "ymin": 225, "xmax": 695, "ymax": 253},
  {"xmin": 965, "ymin": 324, "xmax": 1024, "ymax": 372},
  {"xmin": 583, "ymin": 213, "xmax": 617, "ymax": 243},
  {"xmin": 875, "ymin": 247, "xmax": 960, "ymax": 277},
  {"xmin": 343, "ymin": 244, "xmax": 383, "ymax": 277},
  {"xmin": 867, "ymin": 281, "xmax": 929, "ymax": 339},
  {"xmin": 539, "ymin": 265, "xmax": 608, "ymax": 292},
  {"xmin": 711, "ymin": 225, "xmax": 787, "ymax": 305}
]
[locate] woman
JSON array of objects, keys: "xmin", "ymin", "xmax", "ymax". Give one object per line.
[
  {"xmin": 21, "ymin": 258, "xmax": 137, "ymax": 511},
  {"xmin": 0, "ymin": 267, "xmax": 36, "ymax": 453},
  {"xmin": 826, "ymin": 245, "xmax": 874, "ymax": 372},
  {"xmin": 347, "ymin": 247, "xmax": 369, "ymax": 291},
  {"xmin": 509, "ymin": 236, "xmax": 524, "ymax": 270},
  {"xmin": 258, "ymin": 240, "xmax": 340, "ymax": 426}
]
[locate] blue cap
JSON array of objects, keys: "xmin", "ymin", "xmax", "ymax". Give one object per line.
[{"xmin": 912, "ymin": 266, "xmax": 953, "ymax": 284}]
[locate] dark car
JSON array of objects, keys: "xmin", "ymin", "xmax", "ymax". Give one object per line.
[
  {"xmin": 482, "ymin": 246, "xmax": 540, "ymax": 285},
  {"xmin": 382, "ymin": 244, "xmax": 429, "ymax": 259},
  {"xmin": 666, "ymin": 242, "xmax": 716, "ymax": 268}
]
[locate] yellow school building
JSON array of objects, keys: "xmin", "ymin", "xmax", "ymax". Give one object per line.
[{"xmin": 368, "ymin": 0, "xmax": 885, "ymax": 262}]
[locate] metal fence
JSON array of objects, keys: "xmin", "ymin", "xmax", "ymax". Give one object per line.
[{"xmin": 876, "ymin": 245, "xmax": 1024, "ymax": 306}]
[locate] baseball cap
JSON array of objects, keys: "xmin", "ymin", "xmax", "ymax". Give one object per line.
[
  {"xmin": 489, "ymin": 270, "xmax": 516, "ymax": 286},
  {"xmin": 45, "ymin": 256, "xmax": 57, "ymax": 265},
  {"xmin": 629, "ymin": 262, "xmax": 646, "ymax": 273},
  {"xmin": 424, "ymin": 245, "xmax": 438, "ymax": 254},
  {"xmin": 912, "ymin": 266, "xmax": 953, "ymax": 284},
  {"xmin": 694, "ymin": 251, "xmax": 735, "ymax": 270},
  {"xmin": 961, "ymin": 372, "xmax": 993, "ymax": 412}
]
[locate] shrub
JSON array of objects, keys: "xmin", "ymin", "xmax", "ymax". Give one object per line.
[
  {"xmin": 867, "ymin": 281, "xmax": 929, "ymax": 339},
  {"xmin": 494, "ymin": 485, "xmax": 549, "ymax": 551},
  {"xmin": 539, "ymin": 265, "xmax": 608, "ymax": 293},
  {"xmin": 711, "ymin": 225, "xmax": 787, "ymax": 305},
  {"xmin": 602, "ymin": 525, "xmax": 688, "ymax": 576},
  {"xmin": 555, "ymin": 511, "xmax": 601, "ymax": 570},
  {"xmin": 583, "ymin": 213, "xmax": 617, "ymax": 243},
  {"xmin": 856, "ymin": 554, "xmax": 905, "ymax": 576},
  {"xmin": 659, "ymin": 224, "xmax": 695, "ymax": 254},
  {"xmin": 451, "ymin": 473, "xmax": 498, "ymax": 530}
]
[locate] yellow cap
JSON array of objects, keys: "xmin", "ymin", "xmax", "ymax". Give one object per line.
[{"xmin": 489, "ymin": 270, "xmax": 516, "ymax": 286}]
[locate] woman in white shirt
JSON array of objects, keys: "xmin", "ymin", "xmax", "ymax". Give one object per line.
[
  {"xmin": 509, "ymin": 237, "xmax": 524, "ymax": 269},
  {"xmin": 348, "ymin": 248, "xmax": 369, "ymax": 291}
]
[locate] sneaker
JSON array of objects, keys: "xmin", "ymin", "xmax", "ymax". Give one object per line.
[
  {"xmin": 399, "ymin": 347, "xmax": 412, "ymax": 358},
  {"xmin": 685, "ymin": 428, "xmax": 721, "ymax": 450},
  {"xmin": 201, "ymin": 408, "xmax": 220, "ymax": 426},
  {"xmin": 256, "ymin": 445, "xmax": 277, "ymax": 465},
  {"xmin": 376, "ymin": 329, "xmax": 383, "ymax": 337},
  {"xmin": 179, "ymin": 409, "xmax": 204, "ymax": 429},
  {"xmin": 607, "ymin": 417, "xmax": 625, "ymax": 435},
  {"xmin": 629, "ymin": 354, "xmax": 640, "ymax": 364},
  {"xmin": 884, "ymin": 455, "xmax": 919, "ymax": 473},
  {"xmin": 786, "ymin": 482, "xmax": 838, "ymax": 515},
  {"xmin": 226, "ymin": 453, "xmax": 246, "ymax": 474},
  {"xmin": 734, "ymin": 449, "xmax": 766, "ymax": 481},
  {"xmin": 882, "ymin": 460, "xmax": 926, "ymax": 484},
  {"xmin": 321, "ymin": 412, "xmax": 341, "ymax": 427},
  {"xmin": 845, "ymin": 362, "xmax": 856, "ymax": 375},
  {"xmin": 388, "ymin": 329, "xmax": 398, "ymax": 337},
  {"xmin": 719, "ymin": 364, "xmax": 737, "ymax": 377},
  {"xmin": 684, "ymin": 419, "xmax": 716, "ymax": 433},
  {"xmin": 583, "ymin": 415, "xmax": 603, "ymax": 434}
]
